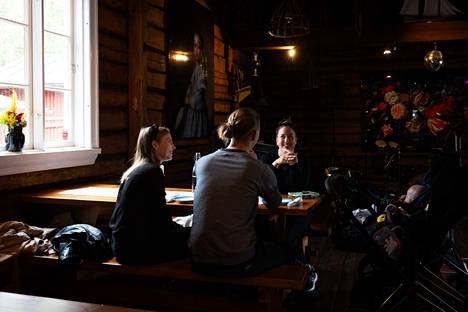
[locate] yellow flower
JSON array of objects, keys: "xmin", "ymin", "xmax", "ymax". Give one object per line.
[
  {"xmin": 9, "ymin": 90, "xmax": 17, "ymax": 113},
  {"xmin": 0, "ymin": 90, "xmax": 27, "ymax": 129}
]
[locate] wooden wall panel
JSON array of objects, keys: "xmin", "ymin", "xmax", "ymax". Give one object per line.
[
  {"xmin": 99, "ymin": 87, "xmax": 128, "ymax": 109},
  {"xmin": 143, "ymin": 0, "xmax": 166, "ymax": 127},
  {"xmin": 147, "ymin": 6, "xmax": 165, "ymax": 29},
  {"xmin": 214, "ymin": 113, "xmax": 229, "ymax": 126},
  {"xmin": 98, "ymin": 6, "xmax": 127, "ymax": 37},
  {"xmin": 145, "ymin": 27, "xmax": 166, "ymax": 51},
  {"xmin": 100, "ymin": 60, "xmax": 129, "ymax": 86},
  {"xmin": 100, "ymin": 31, "xmax": 127, "ymax": 50},
  {"xmin": 214, "ymin": 101, "xmax": 230, "ymax": 113},
  {"xmin": 145, "ymin": 91, "xmax": 165, "ymax": 110},
  {"xmin": 100, "ymin": 46, "xmax": 128, "ymax": 65},
  {"xmin": 214, "ymin": 55, "xmax": 226, "ymax": 72},
  {"xmin": 147, "ymin": 51, "xmax": 166, "ymax": 72},
  {"xmin": 214, "ymin": 38, "xmax": 225, "ymax": 56},
  {"xmin": 100, "ymin": 109, "xmax": 128, "ymax": 131},
  {"xmin": 100, "ymin": 0, "xmax": 127, "ymax": 11},
  {"xmin": 0, "ymin": 157, "xmax": 127, "ymax": 191},
  {"xmin": 146, "ymin": 71, "xmax": 166, "ymax": 90},
  {"xmin": 100, "ymin": 132, "xmax": 129, "ymax": 155},
  {"xmin": 147, "ymin": 0, "xmax": 165, "ymax": 9},
  {"xmin": 146, "ymin": 110, "xmax": 165, "ymax": 125},
  {"xmin": 164, "ymin": 139, "xmax": 211, "ymax": 187}
]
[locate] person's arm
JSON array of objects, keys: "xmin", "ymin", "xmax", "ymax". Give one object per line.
[
  {"xmin": 259, "ymin": 164, "xmax": 282, "ymax": 209},
  {"xmin": 272, "ymin": 150, "xmax": 297, "ymax": 168}
]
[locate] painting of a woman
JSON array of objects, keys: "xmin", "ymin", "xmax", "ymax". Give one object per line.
[{"xmin": 175, "ymin": 32, "xmax": 209, "ymax": 138}]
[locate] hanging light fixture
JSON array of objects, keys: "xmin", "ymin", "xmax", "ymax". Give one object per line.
[
  {"xmin": 268, "ymin": 0, "xmax": 310, "ymax": 38},
  {"xmin": 424, "ymin": 42, "xmax": 444, "ymax": 72}
]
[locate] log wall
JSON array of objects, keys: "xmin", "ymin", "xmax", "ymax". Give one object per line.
[{"xmin": 0, "ymin": 0, "xmax": 240, "ymax": 194}]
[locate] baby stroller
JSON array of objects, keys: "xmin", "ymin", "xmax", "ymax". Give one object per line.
[{"xmin": 324, "ymin": 152, "xmax": 468, "ymax": 311}]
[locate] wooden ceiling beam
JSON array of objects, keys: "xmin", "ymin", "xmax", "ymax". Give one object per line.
[
  {"xmin": 363, "ymin": 21, "xmax": 468, "ymax": 44},
  {"xmin": 230, "ymin": 21, "xmax": 468, "ymax": 50}
]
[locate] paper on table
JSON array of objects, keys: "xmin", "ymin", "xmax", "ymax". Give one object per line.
[
  {"xmin": 59, "ymin": 187, "xmax": 119, "ymax": 197},
  {"xmin": 166, "ymin": 191, "xmax": 194, "ymax": 202},
  {"xmin": 258, "ymin": 197, "xmax": 292, "ymax": 205}
]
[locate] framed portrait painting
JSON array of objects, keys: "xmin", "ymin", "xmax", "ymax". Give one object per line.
[{"xmin": 166, "ymin": 0, "xmax": 214, "ymax": 138}]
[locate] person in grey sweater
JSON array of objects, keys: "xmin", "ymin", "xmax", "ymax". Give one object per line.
[{"xmin": 189, "ymin": 108, "xmax": 286, "ymax": 276}]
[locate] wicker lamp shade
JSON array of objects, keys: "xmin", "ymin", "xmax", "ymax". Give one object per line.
[{"xmin": 268, "ymin": 0, "xmax": 310, "ymax": 38}]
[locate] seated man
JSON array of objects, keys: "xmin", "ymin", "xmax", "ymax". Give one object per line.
[{"xmin": 189, "ymin": 108, "xmax": 318, "ymax": 293}]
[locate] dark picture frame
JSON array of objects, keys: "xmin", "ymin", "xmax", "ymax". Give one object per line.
[{"xmin": 166, "ymin": 0, "xmax": 214, "ymax": 138}]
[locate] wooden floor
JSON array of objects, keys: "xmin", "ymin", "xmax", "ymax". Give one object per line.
[
  {"xmin": 288, "ymin": 216, "xmax": 468, "ymax": 312},
  {"xmin": 285, "ymin": 235, "xmax": 363, "ymax": 312}
]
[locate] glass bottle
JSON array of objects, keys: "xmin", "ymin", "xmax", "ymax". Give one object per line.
[{"xmin": 192, "ymin": 152, "xmax": 201, "ymax": 192}]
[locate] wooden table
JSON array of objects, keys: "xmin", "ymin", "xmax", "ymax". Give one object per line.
[
  {"xmin": 21, "ymin": 184, "xmax": 321, "ymax": 216},
  {"xmin": 0, "ymin": 291, "xmax": 156, "ymax": 312}
]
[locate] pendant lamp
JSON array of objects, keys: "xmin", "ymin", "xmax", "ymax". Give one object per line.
[{"xmin": 268, "ymin": 0, "xmax": 310, "ymax": 38}]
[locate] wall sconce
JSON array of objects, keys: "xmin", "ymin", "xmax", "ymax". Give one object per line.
[
  {"xmin": 170, "ymin": 50, "xmax": 190, "ymax": 62},
  {"xmin": 251, "ymin": 52, "xmax": 260, "ymax": 77},
  {"xmin": 383, "ymin": 45, "xmax": 397, "ymax": 56},
  {"xmin": 287, "ymin": 47, "xmax": 296, "ymax": 58}
]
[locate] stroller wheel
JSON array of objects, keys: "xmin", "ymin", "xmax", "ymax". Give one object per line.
[{"xmin": 357, "ymin": 254, "xmax": 378, "ymax": 279}]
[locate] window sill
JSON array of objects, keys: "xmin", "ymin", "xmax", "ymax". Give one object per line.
[{"xmin": 0, "ymin": 147, "xmax": 101, "ymax": 176}]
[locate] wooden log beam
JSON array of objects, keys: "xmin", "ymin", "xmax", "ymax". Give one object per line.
[{"xmin": 128, "ymin": 0, "xmax": 146, "ymax": 157}]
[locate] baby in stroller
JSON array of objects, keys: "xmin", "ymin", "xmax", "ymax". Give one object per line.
[{"xmin": 325, "ymin": 151, "xmax": 468, "ymax": 311}]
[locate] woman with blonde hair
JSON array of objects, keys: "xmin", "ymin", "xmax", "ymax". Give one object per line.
[{"xmin": 110, "ymin": 124, "xmax": 189, "ymax": 264}]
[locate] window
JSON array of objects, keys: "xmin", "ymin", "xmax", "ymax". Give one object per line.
[{"xmin": 0, "ymin": 0, "xmax": 100, "ymax": 176}]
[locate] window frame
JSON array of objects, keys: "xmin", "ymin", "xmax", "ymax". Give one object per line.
[{"xmin": 0, "ymin": 0, "xmax": 100, "ymax": 176}]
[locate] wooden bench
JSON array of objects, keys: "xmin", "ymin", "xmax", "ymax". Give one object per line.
[
  {"xmin": 20, "ymin": 255, "xmax": 309, "ymax": 312},
  {"xmin": 0, "ymin": 253, "xmax": 19, "ymax": 291}
]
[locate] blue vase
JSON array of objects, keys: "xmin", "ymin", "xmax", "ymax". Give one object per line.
[{"xmin": 5, "ymin": 126, "xmax": 25, "ymax": 152}]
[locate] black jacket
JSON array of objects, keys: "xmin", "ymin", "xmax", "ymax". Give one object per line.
[
  {"xmin": 109, "ymin": 162, "xmax": 188, "ymax": 264},
  {"xmin": 52, "ymin": 224, "xmax": 112, "ymax": 264}
]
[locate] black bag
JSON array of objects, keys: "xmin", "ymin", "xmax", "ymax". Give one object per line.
[{"xmin": 52, "ymin": 224, "xmax": 112, "ymax": 264}]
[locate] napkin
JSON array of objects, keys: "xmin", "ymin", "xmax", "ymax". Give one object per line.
[{"xmin": 287, "ymin": 197, "xmax": 303, "ymax": 207}]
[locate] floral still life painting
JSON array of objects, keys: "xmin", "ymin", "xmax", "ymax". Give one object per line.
[{"xmin": 361, "ymin": 73, "xmax": 467, "ymax": 152}]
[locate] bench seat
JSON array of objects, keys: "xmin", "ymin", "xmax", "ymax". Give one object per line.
[
  {"xmin": 24, "ymin": 255, "xmax": 309, "ymax": 290},
  {"xmin": 0, "ymin": 253, "xmax": 18, "ymax": 291},
  {"xmin": 20, "ymin": 255, "xmax": 309, "ymax": 312}
]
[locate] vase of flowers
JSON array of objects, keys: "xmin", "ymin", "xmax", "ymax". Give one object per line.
[{"xmin": 0, "ymin": 90, "xmax": 27, "ymax": 152}]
